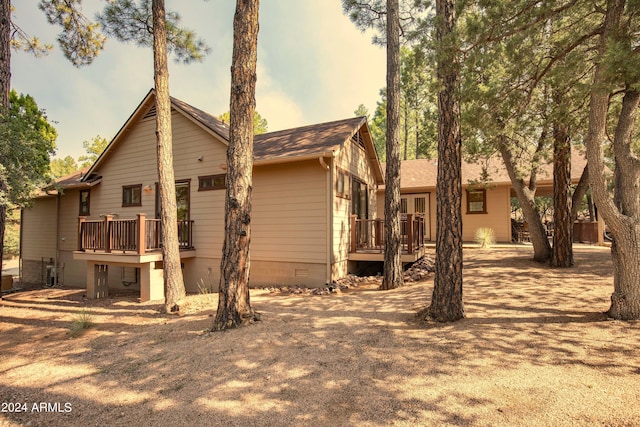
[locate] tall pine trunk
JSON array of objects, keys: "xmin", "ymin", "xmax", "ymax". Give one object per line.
[
  {"xmin": 213, "ymin": 0, "xmax": 260, "ymax": 330},
  {"xmin": 585, "ymin": 0, "xmax": 640, "ymax": 320},
  {"xmin": 152, "ymin": 0, "xmax": 186, "ymax": 312},
  {"xmin": 0, "ymin": 0, "xmax": 10, "ymax": 264},
  {"xmin": 427, "ymin": 0, "xmax": 464, "ymax": 321},
  {"xmin": 381, "ymin": 0, "xmax": 403, "ymax": 290},
  {"xmin": 551, "ymin": 120, "xmax": 573, "ymax": 267}
]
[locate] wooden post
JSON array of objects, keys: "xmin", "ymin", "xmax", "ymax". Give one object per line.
[
  {"xmin": 104, "ymin": 214, "xmax": 113, "ymax": 253},
  {"xmin": 137, "ymin": 213, "xmax": 146, "ymax": 255},
  {"xmin": 375, "ymin": 218, "xmax": 383, "ymax": 247},
  {"xmin": 350, "ymin": 214, "xmax": 357, "ymax": 253},
  {"xmin": 78, "ymin": 216, "xmax": 86, "ymax": 251},
  {"xmin": 406, "ymin": 213, "xmax": 414, "ymax": 254}
]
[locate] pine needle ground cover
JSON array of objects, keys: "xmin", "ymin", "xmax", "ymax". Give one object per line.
[{"xmin": 0, "ymin": 245, "xmax": 637, "ymax": 426}]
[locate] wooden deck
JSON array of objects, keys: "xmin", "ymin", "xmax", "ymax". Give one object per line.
[
  {"xmin": 78, "ymin": 214, "xmax": 194, "ymax": 255},
  {"xmin": 348, "ymin": 214, "xmax": 427, "ymax": 263}
]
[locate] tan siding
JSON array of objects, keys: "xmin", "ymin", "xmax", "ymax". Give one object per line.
[
  {"xmin": 91, "ymin": 112, "xmax": 228, "ymax": 223},
  {"xmin": 462, "ymin": 185, "xmax": 512, "ymax": 242},
  {"xmin": 88, "ymin": 112, "xmax": 228, "ymax": 257},
  {"xmin": 58, "ymin": 189, "xmax": 82, "ymax": 252},
  {"xmin": 251, "ymin": 160, "xmax": 328, "ymax": 264},
  {"xmin": 332, "ymin": 137, "xmax": 378, "ymax": 265},
  {"xmin": 21, "ymin": 197, "xmax": 57, "ymax": 259},
  {"xmin": 379, "ymin": 185, "xmax": 512, "ymax": 243}
]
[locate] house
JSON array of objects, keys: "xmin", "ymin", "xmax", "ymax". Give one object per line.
[
  {"xmin": 377, "ymin": 155, "xmax": 588, "ymax": 243},
  {"xmin": 20, "ymin": 89, "xmax": 399, "ymax": 301},
  {"xmin": 20, "ymin": 90, "xmax": 588, "ymax": 302}
]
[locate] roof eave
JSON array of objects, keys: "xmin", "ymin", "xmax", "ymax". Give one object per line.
[{"xmin": 254, "ymin": 151, "xmax": 337, "ymax": 167}]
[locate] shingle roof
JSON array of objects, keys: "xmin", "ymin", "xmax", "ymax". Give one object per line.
[
  {"xmin": 170, "ymin": 96, "xmax": 230, "ymax": 141},
  {"xmin": 388, "ymin": 153, "xmax": 588, "ymax": 191},
  {"xmin": 84, "ymin": 90, "xmax": 380, "ymax": 182},
  {"xmin": 37, "ymin": 169, "xmax": 101, "ymax": 197},
  {"xmin": 254, "ymin": 117, "xmax": 366, "ymax": 161}
]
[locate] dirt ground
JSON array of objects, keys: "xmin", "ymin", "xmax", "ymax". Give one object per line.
[{"xmin": 1, "ymin": 245, "xmax": 638, "ymax": 427}]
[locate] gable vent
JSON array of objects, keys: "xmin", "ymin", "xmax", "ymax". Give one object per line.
[
  {"xmin": 143, "ymin": 105, "xmax": 177, "ymax": 119},
  {"xmin": 351, "ymin": 131, "xmax": 365, "ymax": 149},
  {"xmin": 143, "ymin": 105, "xmax": 156, "ymax": 119}
]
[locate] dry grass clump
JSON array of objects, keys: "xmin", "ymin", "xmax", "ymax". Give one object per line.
[
  {"xmin": 474, "ymin": 227, "xmax": 496, "ymax": 248},
  {"xmin": 69, "ymin": 310, "xmax": 94, "ymax": 337}
]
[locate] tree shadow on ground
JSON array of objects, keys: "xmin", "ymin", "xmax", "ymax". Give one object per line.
[{"xmin": 1, "ymin": 246, "xmax": 638, "ymax": 426}]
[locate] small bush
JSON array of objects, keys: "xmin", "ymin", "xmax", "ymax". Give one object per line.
[
  {"xmin": 69, "ymin": 310, "xmax": 94, "ymax": 337},
  {"xmin": 474, "ymin": 227, "xmax": 496, "ymax": 249}
]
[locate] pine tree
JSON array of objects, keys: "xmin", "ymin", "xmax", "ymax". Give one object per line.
[
  {"xmin": 213, "ymin": 0, "xmax": 260, "ymax": 330},
  {"xmin": 427, "ymin": 0, "xmax": 464, "ymax": 322}
]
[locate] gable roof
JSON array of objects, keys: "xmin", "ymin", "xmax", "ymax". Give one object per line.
[
  {"xmin": 254, "ymin": 116, "xmax": 364, "ymax": 161},
  {"xmin": 170, "ymin": 96, "xmax": 230, "ymax": 141},
  {"xmin": 385, "ymin": 153, "xmax": 588, "ymax": 192},
  {"xmin": 83, "ymin": 90, "xmax": 383, "ymax": 184},
  {"xmin": 35, "ymin": 168, "xmax": 101, "ymax": 198}
]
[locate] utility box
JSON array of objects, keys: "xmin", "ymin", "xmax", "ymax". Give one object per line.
[{"xmin": 1, "ymin": 275, "xmax": 12, "ymax": 291}]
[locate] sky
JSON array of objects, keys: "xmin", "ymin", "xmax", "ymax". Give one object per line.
[{"xmin": 11, "ymin": 1, "xmax": 386, "ymax": 160}]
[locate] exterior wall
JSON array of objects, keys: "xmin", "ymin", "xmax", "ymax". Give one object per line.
[
  {"xmin": 89, "ymin": 111, "xmax": 229, "ymax": 228},
  {"xmin": 21, "ymin": 197, "xmax": 57, "ymax": 284},
  {"xmin": 376, "ymin": 184, "xmax": 512, "ymax": 243},
  {"xmin": 183, "ymin": 160, "xmax": 332, "ymax": 290},
  {"xmin": 332, "ymin": 137, "xmax": 378, "ymax": 277},
  {"xmin": 462, "ymin": 185, "xmax": 511, "ymax": 242},
  {"xmin": 251, "ymin": 160, "xmax": 329, "ymax": 286}
]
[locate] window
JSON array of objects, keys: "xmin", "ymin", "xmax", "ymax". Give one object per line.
[
  {"xmin": 400, "ymin": 198, "xmax": 408, "ymax": 214},
  {"xmin": 466, "ymin": 189, "xmax": 487, "ymax": 214},
  {"xmin": 198, "ymin": 174, "xmax": 226, "ymax": 191},
  {"xmin": 351, "ymin": 177, "xmax": 368, "ymax": 219},
  {"xmin": 336, "ymin": 168, "xmax": 350, "ymax": 199},
  {"xmin": 122, "ymin": 184, "xmax": 142, "ymax": 207},
  {"xmin": 79, "ymin": 190, "xmax": 90, "ymax": 216}
]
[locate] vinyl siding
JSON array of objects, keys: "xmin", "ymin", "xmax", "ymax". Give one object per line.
[
  {"xmin": 462, "ymin": 185, "xmax": 511, "ymax": 242},
  {"xmin": 90, "ymin": 111, "xmax": 229, "ymax": 257},
  {"xmin": 252, "ymin": 160, "xmax": 328, "ymax": 264},
  {"xmin": 377, "ymin": 185, "xmax": 513, "ymax": 243},
  {"xmin": 21, "ymin": 197, "xmax": 57, "ymax": 259},
  {"xmin": 332, "ymin": 137, "xmax": 378, "ymax": 266}
]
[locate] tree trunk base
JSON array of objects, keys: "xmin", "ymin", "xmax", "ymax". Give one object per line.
[
  {"xmin": 607, "ymin": 292, "xmax": 640, "ymax": 320},
  {"xmin": 163, "ymin": 299, "xmax": 184, "ymax": 314},
  {"xmin": 418, "ymin": 305, "xmax": 465, "ymax": 323},
  {"xmin": 211, "ymin": 310, "xmax": 260, "ymax": 332}
]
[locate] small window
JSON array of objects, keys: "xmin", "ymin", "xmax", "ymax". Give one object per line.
[
  {"xmin": 198, "ymin": 174, "xmax": 226, "ymax": 191},
  {"xmin": 351, "ymin": 177, "xmax": 368, "ymax": 219},
  {"xmin": 400, "ymin": 198, "xmax": 408, "ymax": 214},
  {"xmin": 122, "ymin": 184, "xmax": 142, "ymax": 207},
  {"xmin": 466, "ymin": 189, "xmax": 487, "ymax": 214},
  {"xmin": 79, "ymin": 189, "xmax": 90, "ymax": 216},
  {"xmin": 336, "ymin": 168, "xmax": 351, "ymax": 199}
]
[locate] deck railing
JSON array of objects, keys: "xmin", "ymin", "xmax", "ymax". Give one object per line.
[
  {"xmin": 350, "ymin": 214, "xmax": 425, "ymax": 255},
  {"xmin": 78, "ymin": 214, "xmax": 194, "ymax": 254}
]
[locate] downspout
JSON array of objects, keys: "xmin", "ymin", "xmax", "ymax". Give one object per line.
[{"xmin": 319, "ymin": 156, "xmax": 332, "ymax": 285}]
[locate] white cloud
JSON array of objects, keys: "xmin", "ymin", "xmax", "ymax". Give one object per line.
[
  {"xmin": 12, "ymin": 0, "xmax": 386, "ymax": 159},
  {"xmin": 255, "ymin": 61, "xmax": 306, "ymax": 131}
]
